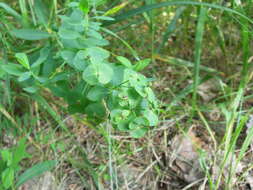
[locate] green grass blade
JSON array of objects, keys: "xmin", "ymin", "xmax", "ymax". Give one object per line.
[
  {"xmin": 0, "ymin": 103, "xmax": 19, "ymax": 128},
  {"xmin": 198, "ymin": 110, "xmax": 217, "ymax": 150},
  {"xmin": 192, "ymin": 6, "xmax": 207, "ymax": 111},
  {"xmin": 216, "ymin": 15, "xmax": 251, "ymax": 190},
  {"xmin": 214, "ymin": 114, "xmax": 247, "ymax": 189},
  {"xmin": 239, "ymin": 21, "xmax": 250, "ymax": 91},
  {"xmin": 0, "ymin": 3, "xmax": 21, "ymax": 19},
  {"xmin": 214, "ymin": 25, "xmax": 227, "ymax": 56},
  {"xmin": 68, "ymin": 151, "xmax": 101, "ymax": 189},
  {"xmin": 28, "ymin": 0, "xmax": 37, "ymax": 26},
  {"xmin": 34, "ymin": 0, "xmax": 49, "ymax": 26},
  {"xmin": 154, "ymin": 55, "xmax": 221, "ymax": 74},
  {"xmin": 32, "ymin": 95, "xmax": 69, "ymax": 132},
  {"xmin": 19, "ymin": 0, "xmax": 29, "ymax": 27},
  {"xmin": 16, "ymin": 160, "xmax": 57, "ymax": 187},
  {"xmin": 156, "ymin": 6, "xmax": 185, "ymax": 53},
  {"xmin": 167, "ymin": 75, "xmax": 211, "ymax": 110},
  {"xmin": 102, "ymin": 28, "xmax": 140, "ymax": 60},
  {"xmin": 228, "ymin": 17, "xmax": 251, "ymax": 188},
  {"xmin": 237, "ymin": 117, "xmax": 253, "ymax": 165},
  {"xmin": 103, "ymin": 1, "xmax": 253, "ymax": 26}
]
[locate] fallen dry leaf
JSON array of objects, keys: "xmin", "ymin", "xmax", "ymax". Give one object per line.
[
  {"xmin": 170, "ymin": 129, "xmax": 207, "ymax": 183},
  {"xmin": 197, "ymin": 78, "xmax": 220, "ymax": 102}
]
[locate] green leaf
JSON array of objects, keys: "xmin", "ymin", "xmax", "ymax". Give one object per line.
[
  {"xmin": 23, "ymin": 86, "xmax": 39, "ymax": 93},
  {"xmin": 60, "ymin": 39, "xmax": 81, "ymax": 49},
  {"xmin": 35, "ymin": 76, "xmax": 48, "ymax": 83},
  {"xmin": 134, "ymin": 117, "xmax": 149, "ymax": 126},
  {"xmin": 145, "ymin": 87, "xmax": 157, "ymax": 105},
  {"xmin": 16, "ymin": 160, "xmax": 57, "ymax": 187},
  {"xmin": 59, "ymin": 28, "xmax": 81, "ymax": 39},
  {"xmin": 59, "ymin": 10, "xmax": 84, "ymax": 26},
  {"xmin": 134, "ymin": 85, "xmax": 146, "ymax": 97},
  {"xmin": 129, "ymin": 117, "xmax": 148, "ymax": 131},
  {"xmin": 82, "ymin": 63, "xmax": 113, "ymax": 85},
  {"xmin": 68, "ymin": 2, "xmax": 79, "ymax": 8},
  {"xmin": 0, "ymin": 159, "xmax": 6, "ymax": 174},
  {"xmin": 73, "ymin": 50, "xmax": 89, "ymax": 70},
  {"xmin": 93, "ymin": 16, "xmax": 114, "ymax": 21},
  {"xmin": 87, "ymin": 86, "xmax": 108, "ymax": 101},
  {"xmin": 130, "ymin": 128, "xmax": 147, "ymax": 138},
  {"xmin": 85, "ymin": 102, "xmax": 106, "ymax": 118},
  {"xmin": 87, "ymin": 29, "xmax": 103, "ymax": 39},
  {"xmin": 11, "ymin": 29, "xmax": 51, "ymax": 40},
  {"xmin": 18, "ymin": 71, "xmax": 31, "ymax": 82},
  {"xmin": 1, "ymin": 64, "xmax": 24, "ymax": 76},
  {"xmin": 68, "ymin": 102, "xmax": 87, "ymax": 114},
  {"xmin": 123, "ymin": 69, "xmax": 148, "ymax": 97},
  {"xmin": 123, "ymin": 68, "xmax": 138, "ymax": 82},
  {"xmin": 2, "ymin": 168, "xmax": 14, "ymax": 189},
  {"xmin": 98, "ymin": 64, "xmax": 113, "ymax": 84},
  {"xmin": 117, "ymin": 121, "xmax": 129, "ymax": 131},
  {"xmin": 116, "ymin": 56, "xmax": 132, "ymax": 68},
  {"xmin": 80, "ymin": 38, "xmax": 109, "ymax": 47},
  {"xmin": 12, "ymin": 139, "xmax": 31, "ymax": 168},
  {"xmin": 79, "ymin": 0, "xmax": 89, "ymax": 13},
  {"xmin": 110, "ymin": 109, "xmax": 130, "ymax": 124},
  {"xmin": 1, "ymin": 150, "xmax": 12, "ymax": 166},
  {"xmin": 82, "ymin": 64, "xmax": 98, "ymax": 85},
  {"xmin": 86, "ymin": 47, "xmax": 110, "ymax": 64},
  {"xmin": 143, "ymin": 110, "xmax": 158, "ymax": 126},
  {"xmin": 133, "ymin": 58, "xmax": 151, "ymax": 71},
  {"xmin": 32, "ymin": 46, "xmax": 51, "ymax": 68},
  {"xmin": 15, "ymin": 53, "xmax": 30, "ymax": 69},
  {"xmin": 60, "ymin": 50, "xmax": 76, "ymax": 65},
  {"xmin": 111, "ymin": 65, "xmax": 125, "ymax": 85}
]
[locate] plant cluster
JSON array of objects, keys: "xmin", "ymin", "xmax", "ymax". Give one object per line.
[
  {"xmin": 0, "ymin": 139, "xmax": 57, "ymax": 190},
  {"xmin": 0, "ymin": 139, "xmax": 30, "ymax": 190},
  {"xmin": 1, "ymin": 0, "xmax": 253, "ymax": 189},
  {"xmin": 1, "ymin": 1, "xmax": 159, "ymax": 138},
  {"xmin": 0, "ymin": 140, "xmax": 57, "ymax": 190}
]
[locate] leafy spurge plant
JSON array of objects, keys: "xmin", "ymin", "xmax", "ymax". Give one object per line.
[
  {"xmin": 0, "ymin": 139, "xmax": 57, "ymax": 189},
  {"xmin": 0, "ymin": 139, "xmax": 30, "ymax": 190},
  {"xmin": 1, "ymin": 1, "xmax": 159, "ymax": 138}
]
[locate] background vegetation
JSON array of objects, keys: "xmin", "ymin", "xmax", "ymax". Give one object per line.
[{"xmin": 1, "ymin": 0, "xmax": 253, "ymax": 189}]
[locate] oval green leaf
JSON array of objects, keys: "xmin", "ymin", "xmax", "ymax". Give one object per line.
[
  {"xmin": 11, "ymin": 29, "xmax": 51, "ymax": 40},
  {"xmin": 16, "ymin": 160, "xmax": 57, "ymax": 187}
]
